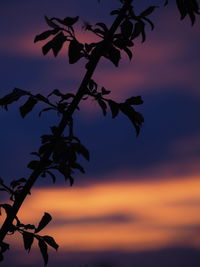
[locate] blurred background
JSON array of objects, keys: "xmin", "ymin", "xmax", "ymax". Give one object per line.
[{"xmin": 0, "ymin": 0, "xmax": 200, "ymax": 266}]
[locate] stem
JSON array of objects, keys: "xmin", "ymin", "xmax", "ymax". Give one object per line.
[{"xmin": 0, "ymin": 0, "xmax": 131, "ymax": 244}]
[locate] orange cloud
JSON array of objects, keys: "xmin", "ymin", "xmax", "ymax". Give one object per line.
[{"xmin": 7, "ymin": 175, "xmax": 199, "ymax": 253}]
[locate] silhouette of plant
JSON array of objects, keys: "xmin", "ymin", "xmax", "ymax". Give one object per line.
[{"xmin": 0, "ymin": 0, "xmax": 199, "ymax": 265}]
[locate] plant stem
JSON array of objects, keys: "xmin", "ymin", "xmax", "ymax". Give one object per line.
[{"xmin": 0, "ymin": 0, "xmax": 131, "ymax": 244}]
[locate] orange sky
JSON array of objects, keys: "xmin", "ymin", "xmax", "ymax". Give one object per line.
[{"xmin": 4, "ymin": 175, "xmax": 198, "ymax": 254}]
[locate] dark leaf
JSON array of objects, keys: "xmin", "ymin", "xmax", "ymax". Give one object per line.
[
  {"xmin": 164, "ymin": 0, "xmax": 168, "ymax": 6},
  {"xmin": 22, "ymin": 231, "xmax": 34, "ymax": 252},
  {"xmin": 46, "ymin": 171, "xmax": 56, "ymax": 183},
  {"xmin": 96, "ymin": 22, "xmax": 108, "ymax": 32},
  {"xmin": 54, "ymin": 16, "xmax": 79, "ymax": 26},
  {"xmin": 88, "ymin": 79, "xmax": 98, "ymax": 91},
  {"xmin": 43, "ymin": 32, "xmax": 66, "ymax": 57},
  {"xmin": 71, "ymin": 163, "xmax": 85, "ymax": 173},
  {"xmin": 120, "ymin": 104, "xmax": 144, "ymax": 136},
  {"xmin": 62, "ymin": 93, "xmax": 75, "ymax": 101},
  {"xmin": 35, "ymin": 94, "xmax": 49, "ymax": 103},
  {"xmin": 101, "ymin": 87, "xmax": 111, "ymax": 95},
  {"xmin": 24, "ymin": 224, "xmax": 35, "ymax": 230},
  {"xmin": 176, "ymin": 0, "xmax": 187, "ymax": 19},
  {"xmin": 108, "ymin": 100, "xmax": 119, "ymax": 118},
  {"xmin": 43, "ymin": 235, "xmax": 59, "ymax": 250},
  {"xmin": 19, "ymin": 97, "xmax": 38, "ymax": 118},
  {"xmin": 71, "ymin": 143, "xmax": 90, "ymax": 161},
  {"xmin": 69, "ymin": 176, "xmax": 74, "ymax": 186},
  {"xmin": 38, "ymin": 238, "xmax": 48, "ymax": 266},
  {"xmin": 110, "ymin": 9, "xmax": 120, "ymax": 15},
  {"xmin": 68, "ymin": 40, "xmax": 84, "ymax": 64},
  {"xmin": 121, "ymin": 19, "xmax": 133, "ymax": 39},
  {"xmin": 142, "ymin": 17, "xmax": 155, "ymax": 30},
  {"xmin": 140, "ymin": 6, "xmax": 158, "ymax": 17},
  {"xmin": 94, "ymin": 28, "xmax": 105, "ymax": 36},
  {"xmin": 188, "ymin": 9, "xmax": 196, "ymax": 25},
  {"xmin": 106, "ymin": 46, "xmax": 121, "ymax": 67},
  {"xmin": 125, "ymin": 96, "xmax": 144, "ymax": 105},
  {"xmin": 48, "ymin": 89, "xmax": 63, "ymax": 98},
  {"xmin": 0, "ymin": 88, "xmax": 29, "ymax": 110},
  {"xmin": 34, "ymin": 28, "xmax": 59, "ymax": 43},
  {"xmin": 98, "ymin": 99, "xmax": 107, "ymax": 116},
  {"xmin": 35, "ymin": 212, "xmax": 52, "ymax": 233},
  {"xmin": 132, "ymin": 21, "xmax": 145, "ymax": 41},
  {"xmin": 123, "ymin": 47, "xmax": 133, "ymax": 60},
  {"xmin": 39, "ymin": 107, "xmax": 55, "ymax": 117},
  {"xmin": 39, "ymin": 143, "xmax": 53, "ymax": 155},
  {"xmin": 27, "ymin": 160, "xmax": 40, "ymax": 170},
  {"xmin": 44, "ymin": 16, "xmax": 58, "ymax": 28},
  {"xmin": 10, "ymin": 178, "xmax": 26, "ymax": 189}
]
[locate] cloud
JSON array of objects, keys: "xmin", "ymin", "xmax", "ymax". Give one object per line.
[{"xmin": 8, "ymin": 175, "xmax": 199, "ymax": 253}]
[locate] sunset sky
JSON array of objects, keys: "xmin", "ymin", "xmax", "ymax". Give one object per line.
[{"xmin": 0, "ymin": 0, "xmax": 200, "ymax": 266}]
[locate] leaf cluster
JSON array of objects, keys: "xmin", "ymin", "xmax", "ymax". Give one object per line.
[
  {"xmin": 28, "ymin": 126, "xmax": 89, "ymax": 186},
  {"xmin": 0, "ymin": 177, "xmax": 27, "ymax": 201},
  {"xmin": 0, "ymin": 207, "xmax": 58, "ymax": 266},
  {"xmin": 86, "ymin": 79, "xmax": 144, "ymax": 136}
]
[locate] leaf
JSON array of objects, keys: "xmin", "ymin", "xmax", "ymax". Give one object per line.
[
  {"xmin": 34, "ymin": 28, "xmax": 59, "ymax": 43},
  {"xmin": 0, "ymin": 88, "xmax": 29, "ymax": 110},
  {"xmin": 44, "ymin": 16, "xmax": 58, "ymax": 28},
  {"xmin": 164, "ymin": 0, "xmax": 168, "ymax": 6},
  {"xmin": 48, "ymin": 89, "xmax": 63, "ymax": 98},
  {"xmin": 69, "ymin": 176, "xmax": 74, "ymax": 186},
  {"xmin": 24, "ymin": 224, "xmax": 36, "ymax": 230},
  {"xmin": 176, "ymin": 0, "xmax": 187, "ymax": 19},
  {"xmin": 101, "ymin": 87, "xmax": 111, "ymax": 95},
  {"xmin": 42, "ymin": 32, "xmax": 66, "ymax": 57},
  {"xmin": 123, "ymin": 47, "xmax": 132, "ymax": 60},
  {"xmin": 35, "ymin": 94, "xmax": 49, "ymax": 103},
  {"xmin": 110, "ymin": 9, "xmax": 120, "ymax": 15},
  {"xmin": 98, "ymin": 99, "xmax": 107, "ymax": 116},
  {"xmin": 68, "ymin": 40, "xmax": 84, "ymax": 64},
  {"xmin": 140, "ymin": 6, "xmax": 158, "ymax": 17},
  {"xmin": 96, "ymin": 22, "xmax": 108, "ymax": 33},
  {"xmin": 19, "ymin": 96, "xmax": 38, "ymax": 118},
  {"xmin": 54, "ymin": 16, "xmax": 79, "ymax": 27},
  {"xmin": 132, "ymin": 22, "xmax": 146, "ymax": 42},
  {"xmin": 46, "ymin": 171, "xmax": 56, "ymax": 183},
  {"xmin": 43, "ymin": 235, "xmax": 59, "ymax": 250},
  {"xmin": 39, "ymin": 107, "xmax": 55, "ymax": 117},
  {"xmin": 10, "ymin": 178, "xmax": 26, "ymax": 189},
  {"xmin": 27, "ymin": 160, "xmax": 40, "ymax": 170},
  {"xmin": 71, "ymin": 163, "xmax": 85, "ymax": 173},
  {"xmin": 35, "ymin": 213, "xmax": 52, "ymax": 234},
  {"xmin": 22, "ymin": 231, "xmax": 34, "ymax": 252},
  {"xmin": 120, "ymin": 104, "xmax": 144, "ymax": 136},
  {"xmin": 38, "ymin": 238, "xmax": 48, "ymax": 266},
  {"xmin": 125, "ymin": 96, "xmax": 144, "ymax": 105},
  {"xmin": 71, "ymin": 143, "xmax": 90, "ymax": 161},
  {"xmin": 108, "ymin": 100, "xmax": 119, "ymax": 118},
  {"xmin": 121, "ymin": 19, "xmax": 133, "ymax": 39},
  {"xmin": 142, "ymin": 17, "xmax": 155, "ymax": 30},
  {"xmin": 106, "ymin": 46, "xmax": 121, "ymax": 67}
]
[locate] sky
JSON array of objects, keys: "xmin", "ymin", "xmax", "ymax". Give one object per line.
[{"xmin": 0, "ymin": 0, "xmax": 200, "ymax": 266}]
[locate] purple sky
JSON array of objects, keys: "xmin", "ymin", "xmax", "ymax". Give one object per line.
[{"xmin": 0, "ymin": 1, "xmax": 200, "ymax": 266}]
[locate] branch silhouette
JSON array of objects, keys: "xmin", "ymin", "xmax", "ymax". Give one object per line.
[{"xmin": 0, "ymin": 0, "xmax": 199, "ymax": 265}]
